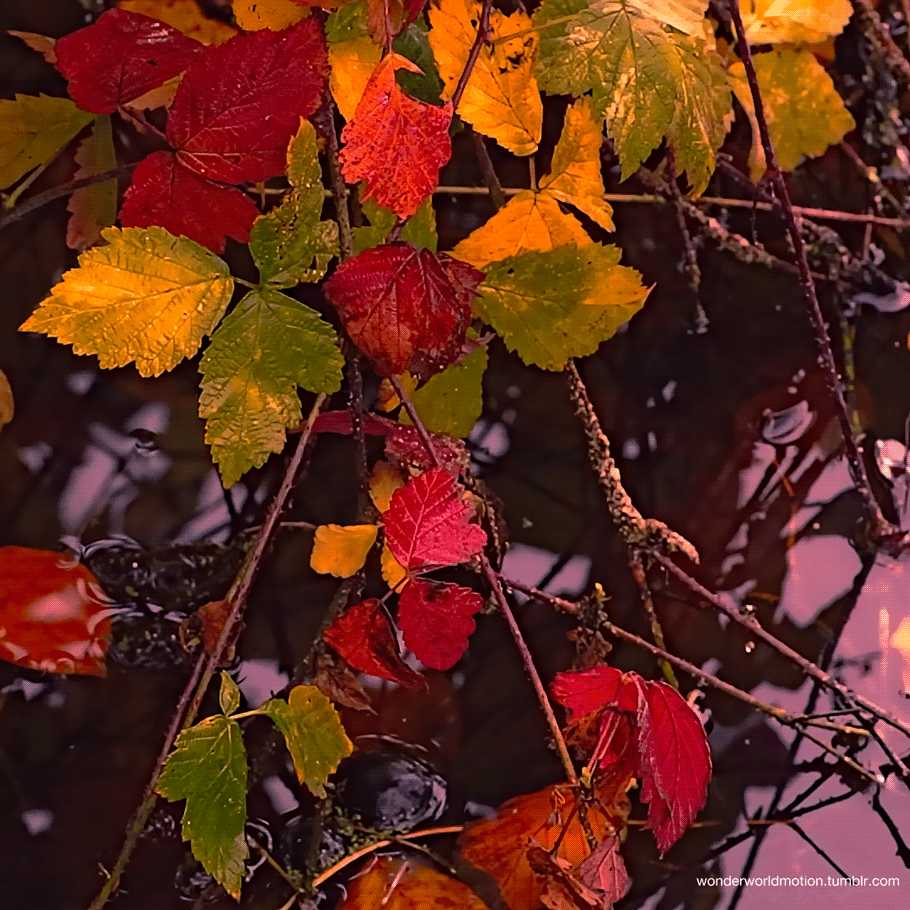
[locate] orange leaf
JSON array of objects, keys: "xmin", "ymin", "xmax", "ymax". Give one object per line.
[
  {"xmin": 0, "ymin": 547, "xmax": 112, "ymax": 676},
  {"xmin": 340, "ymin": 53, "xmax": 452, "ymax": 219}
]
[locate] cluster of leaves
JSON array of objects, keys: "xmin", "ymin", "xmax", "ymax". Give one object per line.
[{"xmin": 0, "ymin": 0, "xmax": 865, "ymax": 906}]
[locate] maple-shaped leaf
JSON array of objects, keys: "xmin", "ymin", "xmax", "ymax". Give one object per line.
[
  {"xmin": 535, "ymin": 0, "xmax": 731, "ymax": 193},
  {"xmin": 258, "ymin": 685, "xmax": 353, "ymax": 797},
  {"xmin": 119, "ymin": 151, "xmax": 260, "ymax": 254},
  {"xmin": 0, "ymin": 95, "xmax": 93, "ymax": 191},
  {"xmin": 329, "ymin": 34, "xmax": 383, "ymax": 122},
  {"xmin": 475, "ymin": 244, "xmax": 648, "ymax": 370},
  {"xmin": 384, "ymin": 467, "xmax": 486, "ymax": 570},
  {"xmin": 539, "ymin": 98, "xmax": 614, "ymax": 232},
  {"xmin": 249, "ymin": 120, "xmax": 339, "ymax": 287},
  {"xmin": 322, "ymin": 241, "xmax": 483, "ymax": 378},
  {"xmin": 739, "ymin": 0, "xmax": 851, "ymax": 45},
  {"xmin": 729, "ymin": 48, "xmax": 855, "ymax": 180},
  {"xmin": 66, "ymin": 115, "xmax": 118, "ymax": 251},
  {"xmin": 340, "ymin": 53, "xmax": 452, "ymax": 220},
  {"xmin": 352, "ymin": 195, "xmax": 438, "ymax": 255},
  {"xmin": 199, "ymin": 286, "xmax": 343, "ymax": 487},
  {"xmin": 234, "ymin": 0, "xmax": 310, "ymax": 30},
  {"xmin": 118, "ymin": 0, "xmax": 237, "ymax": 45},
  {"xmin": 167, "ymin": 20, "xmax": 328, "ymax": 184},
  {"xmin": 429, "ymin": 0, "xmax": 541, "ymax": 155},
  {"xmin": 310, "ymin": 524, "xmax": 379, "ymax": 577},
  {"xmin": 323, "ymin": 597, "xmax": 425, "ymax": 689},
  {"xmin": 397, "ymin": 578, "xmax": 483, "ymax": 670},
  {"xmin": 55, "ymin": 9, "xmax": 204, "ymax": 114},
  {"xmin": 155, "ymin": 711, "xmax": 248, "ymax": 898},
  {"xmin": 21, "ymin": 226, "xmax": 233, "ymax": 377},
  {"xmin": 0, "ymin": 547, "xmax": 111, "ymax": 676}
]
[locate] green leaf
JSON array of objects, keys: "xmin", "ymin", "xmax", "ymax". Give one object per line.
[
  {"xmin": 393, "ymin": 23, "xmax": 445, "ymax": 106},
  {"xmin": 326, "ymin": 0, "xmax": 370, "ymax": 42},
  {"xmin": 534, "ymin": 0, "xmax": 730, "ymax": 192},
  {"xmin": 199, "ymin": 287, "xmax": 344, "ymax": 487},
  {"xmin": 475, "ymin": 244, "xmax": 649, "ymax": 370},
  {"xmin": 155, "ymin": 714, "xmax": 248, "ymax": 899},
  {"xmin": 258, "ymin": 685, "xmax": 352, "ymax": 798},
  {"xmin": 220, "ymin": 671, "xmax": 241, "ymax": 715},
  {"xmin": 352, "ymin": 194, "xmax": 438, "ymax": 253},
  {"xmin": 402, "ymin": 345, "xmax": 488, "ymax": 437},
  {"xmin": 0, "ymin": 94, "xmax": 94, "ymax": 190},
  {"xmin": 249, "ymin": 120, "xmax": 339, "ymax": 287}
]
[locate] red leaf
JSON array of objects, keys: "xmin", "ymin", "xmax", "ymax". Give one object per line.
[
  {"xmin": 322, "ymin": 242, "xmax": 483, "ymax": 378},
  {"xmin": 340, "ymin": 53, "xmax": 452, "ymax": 219},
  {"xmin": 552, "ymin": 666, "xmax": 642, "ymax": 723},
  {"xmin": 167, "ymin": 21, "xmax": 328, "ymax": 184},
  {"xmin": 0, "ymin": 547, "xmax": 112, "ymax": 676},
  {"xmin": 398, "ymin": 579, "xmax": 483, "ymax": 670},
  {"xmin": 575, "ymin": 833, "xmax": 628, "ymax": 905},
  {"xmin": 120, "ymin": 151, "xmax": 259, "ymax": 253},
  {"xmin": 384, "ymin": 467, "xmax": 487, "ymax": 570},
  {"xmin": 55, "ymin": 9, "xmax": 203, "ymax": 114},
  {"xmin": 322, "ymin": 598, "xmax": 424, "ymax": 690},
  {"xmin": 637, "ymin": 679, "xmax": 712, "ymax": 853}
]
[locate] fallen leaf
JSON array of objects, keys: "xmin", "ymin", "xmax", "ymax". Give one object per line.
[
  {"xmin": 340, "ymin": 53, "xmax": 452, "ymax": 219},
  {"xmin": 66, "ymin": 115, "xmax": 118, "ymax": 250},
  {"xmin": 310, "ymin": 524, "xmax": 379, "ymax": 577},
  {"xmin": 118, "ymin": 0, "xmax": 237, "ymax": 44}
]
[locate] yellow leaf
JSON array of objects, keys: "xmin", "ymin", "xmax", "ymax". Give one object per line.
[
  {"xmin": 0, "ymin": 95, "xmax": 93, "ymax": 191},
  {"xmin": 369, "ymin": 461, "xmax": 406, "ymax": 513},
  {"xmin": 381, "ymin": 544, "xmax": 409, "ymax": 591},
  {"xmin": 729, "ymin": 48, "xmax": 855, "ymax": 180},
  {"xmin": 0, "ymin": 369, "xmax": 12, "ymax": 430},
  {"xmin": 429, "ymin": 0, "xmax": 542, "ymax": 155},
  {"xmin": 123, "ymin": 74, "xmax": 183, "ymax": 112},
  {"xmin": 452, "ymin": 190, "xmax": 591, "ymax": 269},
  {"xmin": 539, "ymin": 98, "xmax": 614, "ymax": 231},
  {"xmin": 311, "ymin": 524, "xmax": 379, "ymax": 577},
  {"xmin": 118, "ymin": 0, "xmax": 236, "ymax": 44},
  {"xmin": 739, "ymin": 0, "xmax": 852, "ymax": 45},
  {"xmin": 234, "ymin": 0, "xmax": 310, "ymax": 31},
  {"xmin": 66, "ymin": 116, "xmax": 118, "ymax": 251},
  {"xmin": 329, "ymin": 36, "xmax": 383, "ymax": 122},
  {"xmin": 21, "ymin": 226, "xmax": 233, "ymax": 378}
]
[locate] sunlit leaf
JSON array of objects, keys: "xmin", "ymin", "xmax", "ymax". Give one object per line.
[
  {"xmin": 310, "ymin": 524, "xmax": 379, "ymax": 577},
  {"xmin": 429, "ymin": 0, "xmax": 542, "ymax": 155},
  {"xmin": 118, "ymin": 0, "xmax": 237, "ymax": 44},
  {"xmin": 728, "ymin": 48, "xmax": 855, "ymax": 180},
  {"xmin": 0, "ymin": 95, "xmax": 93, "ymax": 191},
  {"xmin": 21, "ymin": 226, "xmax": 233, "ymax": 377},
  {"xmin": 329, "ymin": 35, "xmax": 383, "ymax": 122},
  {"xmin": 258, "ymin": 685, "xmax": 353, "ymax": 797},
  {"xmin": 199, "ymin": 286, "xmax": 343, "ymax": 487},
  {"xmin": 234, "ymin": 0, "xmax": 310, "ymax": 30},
  {"xmin": 66, "ymin": 115, "xmax": 117, "ymax": 251},
  {"xmin": 0, "ymin": 547, "xmax": 111, "ymax": 676},
  {"xmin": 739, "ymin": 0, "xmax": 852, "ymax": 45},
  {"xmin": 474, "ymin": 244, "xmax": 649, "ymax": 370},
  {"xmin": 155, "ymin": 714, "xmax": 248, "ymax": 899}
]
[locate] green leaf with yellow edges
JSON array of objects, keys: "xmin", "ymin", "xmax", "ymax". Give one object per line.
[
  {"xmin": 475, "ymin": 244, "xmax": 649, "ymax": 370},
  {"xmin": 258, "ymin": 686, "xmax": 353, "ymax": 798},
  {"xmin": 0, "ymin": 94, "xmax": 93, "ymax": 191},
  {"xmin": 155, "ymin": 714, "xmax": 248, "ymax": 899},
  {"xmin": 20, "ymin": 226, "xmax": 233, "ymax": 377},
  {"xmin": 199, "ymin": 286, "xmax": 343, "ymax": 488}
]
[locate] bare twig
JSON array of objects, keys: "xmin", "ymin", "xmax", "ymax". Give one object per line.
[
  {"xmin": 470, "ymin": 132, "xmax": 506, "ymax": 209},
  {"xmin": 313, "ymin": 96, "xmax": 353, "ymax": 260}
]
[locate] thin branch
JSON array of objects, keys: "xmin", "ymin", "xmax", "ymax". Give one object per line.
[
  {"xmin": 313, "ymin": 96, "xmax": 353, "ymax": 261},
  {"xmin": 450, "ymin": 0, "xmax": 494, "ymax": 115},
  {"xmin": 630, "ymin": 552, "xmax": 678, "ymax": 688},
  {"xmin": 470, "ymin": 132, "xmax": 506, "ymax": 209},
  {"xmin": 389, "ymin": 377, "xmax": 441, "ymax": 468}
]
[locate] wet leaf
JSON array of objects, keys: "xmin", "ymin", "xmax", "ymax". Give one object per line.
[
  {"xmin": 21, "ymin": 226, "xmax": 233, "ymax": 378},
  {"xmin": 328, "ymin": 35, "xmax": 383, "ymax": 121},
  {"xmin": 398, "ymin": 579, "xmax": 483, "ymax": 670},
  {"xmin": 120, "ymin": 151, "xmax": 260, "ymax": 254},
  {"xmin": 199, "ymin": 286, "xmax": 343, "ymax": 487},
  {"xmin": 155, "ymin": 713, "xmax": 248, "ymax": 899},
  {"xmin": 739, "ymin": 0, "xmax": 852, "ymax": 45},
  {"xmin": 340, "ymin": 53, "xmax": 452, "ymax": 219},
  {"xmin": 429, "ymin": 0, "xmax": 542, "ymax": 155},
  {"xmin": 310, "ymin": 524, "xmax": 379, "ymax": 577},
  {"xmin": 258, "ymin": 685, "xmax": 353, "ymax": 797},
  {"xmin": 0, "ymin": 547, "xmax": 111, "ymax": 676},
  {"xmin": 117, "ymin": 0, "xmax": 237, "ymax": 44},
  {"xmin": 0, "ymin": 95, "xmax": 93, "ymax": 191},
  {"xmin": 475, "ymin": 244, "xmax": 649, "ymax": 370},
  {"xmin": 322, "ymin": 242, "xmax": 483, "ymax": 378},
  {"xmin": 728, "ymin": 48, "xmax": 855, "ymax": 180},
  {"xmin": 168, "ymin": 20, "xmax": 328, "ymax": 184},
  {"xmin": 323, "ymin": 597, "xmax": 425, "ymax": 689},
  {"xmin": 66, "ymin": 115, "xmax": 118, "ymax": 251},
  {"xmin": 234, "ymin": 0, "xmax": 311, "ymax": 30}
]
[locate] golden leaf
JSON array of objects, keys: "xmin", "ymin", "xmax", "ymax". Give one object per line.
[
  {"xmin": 311, "ymin": 524, "xmax": 379, "ymax": 577},
  {"xmin": 739, "ymin": 0, "xmax": 852, "ymax": 45},
  {"xmin": 329, "ymin": 36, "xmax": 384, "ymax": 122},
  {"xmin": 369, "ymin": 461, "xmax": 406, "ymax": 513},
  {"xmin": 234, "ymin": 0, "xmax": 309, "ymax": 31},
  {"xmin": 118, "ymin": 0, "xmax": 236, "ymax": 44}
]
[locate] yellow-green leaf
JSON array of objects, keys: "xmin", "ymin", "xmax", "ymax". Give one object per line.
[
  {"xmin": 258, "ymin": 686, "xmax": 353, "ymax": 798},
  {"xmin": 352, "ymin": 195, "xmax": 438, "ymax": 254},
  {"xmin": 538, "ymin": 98, "xmax": 614, "ymax": 231},
  {"xmin": 0, "ymin": 94, "xmax": 93, "ymax": 191},
  {"xmin": 155, "ymin": 714, "xmax": 248, "ymax": 899},
  {"xmin": 475, "ymin": 244, "xmax": 649, "ymax": 370},
  {"xmin": 310, "ymin": 524, "xmax": 379, "ymax": 577},
  {"xmin": 20, "ymin": 226, "xmax": 233, "ymax": 377},
  {"xmin": 219, "ymin": 671, "xmax": 241, "ymax": 716},
  {"xmin": 66, "ymin": 115, "xmax": 117, "ymax": 251},
  {"xmin": 453, "ymin": 190, "xmax": 591, "ymax": 269},
  {"xmin": 199, "ymin": 287, "xmax": 343, "ymax": 488},
  {"xmin": 739, "ymin": 0, "xmax": 851, "ymax": 45},
  {"xmin": 729, "ymin": 48, "xmax": 856, "ymax": 180},
  {"xmin": 429, "ymin": 0, "xmax": 542, "ymax": 155},
  {"xmin": 329, "ymin": 35, "xmax": 383, "ymax": 122}
]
